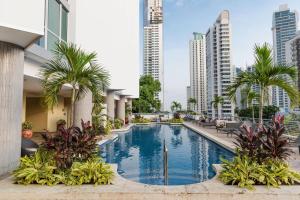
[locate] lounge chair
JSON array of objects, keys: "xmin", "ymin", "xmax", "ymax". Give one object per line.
[
  {"xmin": 21, "ymin": 138, "xmax": 39, "ymax": 157},
  {"xmin": 218, "ymin": 122, "xmax": 243, "ymax": 137},
  {"xmin": 200, "ymin": 119, "xmax": 217, "ymax": 127}
]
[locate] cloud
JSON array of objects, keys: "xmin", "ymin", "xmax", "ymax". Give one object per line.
[{"xmin": 165, "ymin": 0, "xmax": 187, "ymax": 7}]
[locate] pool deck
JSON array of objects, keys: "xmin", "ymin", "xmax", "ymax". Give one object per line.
[{"xmin": 1, "ymin": 122, "xmax": 300, "ymax": 200}]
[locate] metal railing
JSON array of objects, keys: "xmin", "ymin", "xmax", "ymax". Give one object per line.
[{"xmin": 163, "ymin": 140, "xmax": 168, "ymax": 185}]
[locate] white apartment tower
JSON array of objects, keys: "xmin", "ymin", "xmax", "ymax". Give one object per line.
[
  {"xmin": 189, "ymin": 33, "xmax": 207, "ymax": 114},
  {"xmin": 206, "ymin": 10, "xmax": 234, "ymax": 119},
  {"xmin": 143, "ymin": 0, "xmax": 164, "ymax": 110},
  {"xmin": 272, "ymin": 4, "xmax": 298, "ymax": 113}
]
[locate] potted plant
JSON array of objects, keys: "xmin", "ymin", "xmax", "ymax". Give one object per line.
[
  {"xmin": 22, "ymin": 121, "xmax": 33, "ymax": 138},
  {"xmin": 56, "ymin": 119, "xmax": 66, "ymax": 130}
]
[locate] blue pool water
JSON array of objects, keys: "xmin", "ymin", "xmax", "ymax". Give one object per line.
[{"xmin": 100, "ymin": 124, "xmax": 234, "ymax": 185}]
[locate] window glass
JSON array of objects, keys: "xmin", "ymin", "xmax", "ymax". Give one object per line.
[
  {"xmin": 61, "ymin": 7, "xmax": 68, "ymax": 42},
  {"xmin": 48, "ymin": 0, "xmax": 60, "ymax": 36},
  {"xmin": 47, "ymin": 31, "xmax": 59, "ymax": 51}
]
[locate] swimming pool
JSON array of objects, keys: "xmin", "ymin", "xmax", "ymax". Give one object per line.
[{"xmin": 100, "ymin": 124, "xmax": 234, "ymax": 185}]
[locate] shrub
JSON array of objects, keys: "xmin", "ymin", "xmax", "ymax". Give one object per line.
[
  {"xmin": 173, "ymin": 112, "xmax": 180, "ymax": 119},
  {"xmin": 42, "ymin": 120, "xmax": 98, "ymax": 169},
  {"xmin": 22, "ymin": 121, "xmax": 33, "ymax": 130},
  {"xmin": 261, "ymin": 115, "xmax": 292, "ymax": 160},
  {"xmin": 234, "ymin": 125, "xmax": 263, "ymax": 159},
  {"xmin": 113, "ymin": 119, "xmax": 124, "ymax": 129},
  {"xmin": 64, "ymin": 157, "xmax": 114, "ymax": 185},
  {"xmin": 13, "ymin": 149, "xmax": 64, "ymax": 186},
  {"xmin": 219, "ymin": 155, "xmax": 300, "ymax": 190},
  {"xmin": 235, "ymin": 115, "xmax": 291, "ymax": 161},
  {"xmin": 169, "ymin": 118, "xmax": 183, "ymax": 123},
  {"xmin": 104, "ymin": 120, "xmax": 113, "ymax": 135},
  {"xmin": 132, "ymin": 115, "xmax": 150, "ymax": 123},
  {"xmin": 13, "ymin": 150, "xmax": 114, "ymax": 186}
]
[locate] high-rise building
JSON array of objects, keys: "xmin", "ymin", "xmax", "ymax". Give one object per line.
[
  {"xmin": 206, "ymin": 10, "xmax": 234, "ymax": 119},
  {"xmin": 143, "ymin": 0, "xmax": 164, "ymax": 110},
  {"xmin": 0, "ymin": 0, "xmax": 140, "ymax": 176},
  {"xmin": 272, "ymin": 4, "xmax": 298, "ymax": 113},
  {"xmin": 189, "ymin": 32, "xmax": 207, "ymax": 114},
  {"xmin": 286, "ymin": 31, "xmax": 300, "ymax": 110},
  {"xmin": 186, "ymin": 86, "xmax": 191, "ymax": 110}
]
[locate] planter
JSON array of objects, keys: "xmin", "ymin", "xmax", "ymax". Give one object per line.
[{"xmin": 22, "ymin": 129, "xmax": 33, "ymax": 139}]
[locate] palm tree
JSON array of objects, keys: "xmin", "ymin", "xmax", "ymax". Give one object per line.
[
  {"xmin": 171, "ymin": 101, "xmax": 182, "ymax": 113},
  {"xmin": 228, "ymin": 43, "xmax": 299, "ymax": 124},
  {"xmin": 241, "ymin": 87, "xmax": 260, "ymax": 123},
  {"xmin": 211, "ymin": 96, "xmax": 224, "ymax": 119},
  {"xmin": 188, "ymin": 98, "xmax": 197, "ymax": 112},
  {"xmin": 41, "ymin": 43, "xmax": 110, "ymax": 126}
]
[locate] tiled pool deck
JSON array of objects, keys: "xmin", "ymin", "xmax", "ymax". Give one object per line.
[{"xmin": 0, "ymin": 122, "xmax": 300, "ymax": 200}]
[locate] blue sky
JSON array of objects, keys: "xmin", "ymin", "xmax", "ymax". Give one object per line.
[{"xmin": 140, "ymin": 0, "xmax": 300, "ymax": 111}]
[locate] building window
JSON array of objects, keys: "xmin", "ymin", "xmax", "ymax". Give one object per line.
[{"xmin": 37, "ymin": 0, "xmax": 68, "ymax": 51}]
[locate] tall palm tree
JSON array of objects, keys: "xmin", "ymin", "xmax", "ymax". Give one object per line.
[
  {"xmin": 211, "ymin": 96, "xmax": 224, "ymax": 119},
  {"xmin": 188, "ymin": 98, "xmax": 197, "ymax": 112},
  {"xmin": 41, "ymin": 43, "xmax": 110, "ymax": 126},
  {"xmin": 171, "ymin": 101, "xmax": 182, "ymax": 113},
  {"xmin": 228, "ymin": 43, "xmax": 299, "ymax": 124},
  {"xmin": 241, "ymin": 87, "xmax": 260, "ymax": 123}
]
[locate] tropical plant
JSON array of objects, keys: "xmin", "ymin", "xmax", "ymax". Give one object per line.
[
  {"xmin": 132, "ymin": 75, "xmax": 161, "ymax": 113},
  {"xmin": 228, "ymin": 43, "xmax": 299, "ymax": 124},
  {"xmin": 22, "ymin": 121, "xmax": 33, "ymax": 130},
  {"xmin": 235, "ymin": 115, "xmax": 291, "ymax": 161},
  {"xmin": 13, "ymin": 149, "xmax": 64, "ymax": 186},
  {"xmin": 211, "ymin": 96, "xmax": 224, "ymax": 119},
  {"xmin": 132, "ymin": 115, "xmax": 151, "ymax": 124},
  {"xmin": 64, "ymin": 157, "xmax": 114, "ymax": 185},
  {"xmin": 171, "ymin": 101, "xmax": 182, "ymax": 113},
  {"xmin": 42, "ymin": 120, "xmax": 98, "ymax": 169},
  {"xmin": 104, "ymin": 120, "xmax": 113, "ymax": 135},
  {"xmin": 125, "ymin": 103, "xmax": 132, "ymax": 117},
  {"xmin": 41, "ymin": 42, "xmax": 110, "ymax": 125},
  {"xmin": 113, "ymin": 118, "xmax": 124, "ymax": 129},
  {"xmin": 92, "ymin": 93, "xmax": 107, "ymax": 133},
  {"xmin": 235, "ymin": 125, "xmax": 263, "ymax": 159},
  {"xmin": 261, "ymin": 115, "xmax": 292, "ymax": 160},
  {"xmin": 13, "ymin": 150, "xmax": 114, "ymax": 186},
  {"xmin": 219, "ymin": 155, "xmax": 300, "ymax": 190},
  {"xmin": 188, "ymin": 98, "xmax": 197, "ymax": 112}
]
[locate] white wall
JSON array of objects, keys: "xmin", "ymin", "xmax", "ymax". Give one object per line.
[
  {"xmin": 0, "ymin": 0, "xmax": 44, "ymax": 47},
  {"xmin": 74, "ymin": 0, "xmax": 140, "ymax": 98}
]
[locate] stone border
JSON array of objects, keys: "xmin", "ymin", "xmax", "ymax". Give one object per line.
[{"xmin": 183, "ymin": 122, "xmax": 236, "ymax": 153}]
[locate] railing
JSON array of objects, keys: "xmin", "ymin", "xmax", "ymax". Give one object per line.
[{"xmin": 163, "ymin": 140, "xmax": 168, "ymax": 185}]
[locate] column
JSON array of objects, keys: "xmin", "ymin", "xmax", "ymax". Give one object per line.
[
  {"xmin": 106, "ymin": 90, "xmax": 115, "ymax": 120},
  {"xmin": 117, "ymin": 96, "xmax": 126, "ymax": 123},
  {"xmin": 74, "ymin": 91, "xmax": 93, "ymax": 127},
  {"xmin": 0, "ymin": 42, "xmax": 24, "ymax": 175},
  {"xmin": 127, "ymin": 98, "xmax": 133, "ymax": 122}
]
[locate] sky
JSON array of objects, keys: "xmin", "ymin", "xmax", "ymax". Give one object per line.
[{"xmin": 140, "ymin": 0, "xmax": 300, "ymax": 111}]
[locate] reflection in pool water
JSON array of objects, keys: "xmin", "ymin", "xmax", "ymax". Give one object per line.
[{"xmin": 100, "ymin": 124, "xmax": 234, "ymax": 185}]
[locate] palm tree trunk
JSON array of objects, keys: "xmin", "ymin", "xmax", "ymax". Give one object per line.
[
  {"xmin": 70, "ymin": 88, "xmax": 76, "ymax": 126},
  {"xmin": 259, "ymin": 86, "xmax": 264, "ymax": 125}
]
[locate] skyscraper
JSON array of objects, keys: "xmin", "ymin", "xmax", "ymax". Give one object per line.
[
  {"xmin": 189, "ymin": 32, "xmax": 207, "ymax": 114},
  {"xmin": 206, "ymin": 10, "xmax": 234, "ymax": 119},
  {"xmin": 286, "ymin": 31, "xmax": 300, "ymax": 110},
  {"xmin": 143, "ymin": 0, "xmax": 164, "ymax": 110},
  {"xmin": 186, "ymin": 86, "xmax": 191, "ymax": 110},
  {"xmin": 272, "ymin": 4, "xmax": 298, "ymax": 113}
]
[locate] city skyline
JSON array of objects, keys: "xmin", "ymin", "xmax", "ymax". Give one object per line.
[{"xmin": 152, "ymin": 0, "xmax": 300, "ymax": 111}]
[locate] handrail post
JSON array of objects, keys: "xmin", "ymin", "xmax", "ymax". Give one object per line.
[{"xmin": 163, "ymin": 140, "xmax": 168, "ymax": 185}]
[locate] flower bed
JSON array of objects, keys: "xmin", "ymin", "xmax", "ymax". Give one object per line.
[{"xmin": 13, "ymin": 120, "xmax": 114, "ymax": 186}]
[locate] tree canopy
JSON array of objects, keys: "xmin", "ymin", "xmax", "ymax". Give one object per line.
[{"xmin": 132, "ymin": 75, "xmax": 161, "ymax": 113}]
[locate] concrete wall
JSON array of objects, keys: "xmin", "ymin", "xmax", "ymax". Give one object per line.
[
  {"xmin": 0, "ymin": 42, "xmax": 24, "ymax": 176},
  {"xmin": 47, "ymin": 96, "xmax": 67, "ymax": 132},
  {"xmin": 26, "ymin": 97, "xmax": 48, "ymax": 132},
  {"xmin": 74, "ymin": 0, "xmax": 140, "ymax": 98}
]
